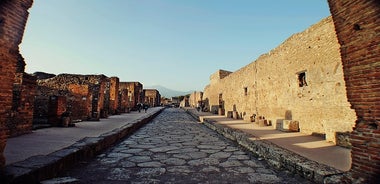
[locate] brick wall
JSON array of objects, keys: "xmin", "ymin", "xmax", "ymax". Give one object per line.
[
  {"xmin": 67, "ymin": 84, "xmax": 90, "ymax": 121},
  {"xmin": 6, "ymin": 72, "xmax": 36, "ymax": 137},
  {"xmin": 109, "ymin": 77, "xmax": 120, "ymax": 114},
  {"xmin": 328, "ymin": 0, "xmax": 380, "ymax": 182},
  {"xmin": 47, "ymin": 96, "xmax": 66, "ymax": 126},
  {"xmin": 0, "ymin": 0, "xmax": 33, "ymax": 169},
  {"xmin": 120, "ymin": 82, "xmax": 144, "ymax": 110},
  {"xmin": 118, "ymin": 88, "xmax": 129, "ymax": 113},
  {"xmin": 37, "ymin": 74, "xmax": 111, "ymax": 121}
]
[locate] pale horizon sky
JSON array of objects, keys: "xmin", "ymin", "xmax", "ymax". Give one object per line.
[{"xmin": 20, "ymin": 0, "xmax": 331, "ymax": 92}]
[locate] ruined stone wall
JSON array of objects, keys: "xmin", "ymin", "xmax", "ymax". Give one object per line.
[
  {"xmin": 135, "ymin": 82, "xmax": 144, "ymax": 105},
  {"xmin": 120, "ymin": 82, "xmax": 135, "ymax": 110},
  {"xmin": 144, "ymin": 89, "xmax": 161, "ymax": 107},
  {"xmin": 0, "ymin": 0, "xmax": 33, "ymax": 168},
  {"xmin": 118, "ymin": 88, "xmax": 129, "ymax": 113},
  {"xmin": 328, "ymin": 0, "xmax": 380, "ymax": 181},
  {"xmin": 188, "ymin": 91, "xmax": 203, "ymax": 108},
  {"xmin": 210, "ymin": 69, "xmax": 232, "ymax": 85},
  {"xmin": 47, "ymin": 96, "xmax": 66, "ymax": 126},
  {"xmin": 180, "ymin": 97, "xmax": 189, "ymax": 107},
  {"xmin": 109, "ymin": 77, "xmax": 119, "ymax": 114},
  {"xmin": 37, "ymin": 74, "xmax": 111, "ymax": 120},
  {"xmin": 6, "ymin": 73, "xmax": 36, "ymax": 137},
  {"xmin": 203, "ymin": 16, "xmax": 357, "ymax": 144},
  {"xmin": 120, "ymin": 82, "xmax": 143, "ymax": 110},
  {"xmin": 33, "ymin": 84, "xmax": 74, "ymax": 125},
  {"xmin": 67, "ymin": 84, "xmax": 91, "ymax": 121}
]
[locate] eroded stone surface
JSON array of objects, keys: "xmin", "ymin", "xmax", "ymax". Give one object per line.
[{"xmin": 57, "ymin": 108, "xmax": 311, "ymax": 183}]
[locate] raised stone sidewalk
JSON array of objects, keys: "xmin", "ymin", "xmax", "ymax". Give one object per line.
[
  {"xmin": 1, "ymin": 107, "xmax": 164, "ymax": 184},
  {"xmin": 185, "ymin": 108, "xmax": 351, "ymax": 184}
]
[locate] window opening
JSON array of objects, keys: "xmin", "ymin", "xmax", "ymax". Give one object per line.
[{"xmin": 298, "ymin": 72, "xmax": 307, "ymax": 87}]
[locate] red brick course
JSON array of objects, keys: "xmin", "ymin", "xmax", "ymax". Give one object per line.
[
  {"xmin": 0, "ymin": 0, "xmax": 33, "ymax": 169},
  {"xmin": 36, "ymin": 74, "xmax": 111, "ymax": 121},
  {"xmin": 109, "ymin": 77, "xmax": 120, "ymax": 114},
  {"xmin": 328, "ymin": 0, "xmax": 380, "ymax": 182},
  {"xmin": 6, "ymin": 72, "xmax": 36, "ymax": 137},
  {"xmin": 119, "ymin": 82, "xmax": 144, "ymax": 110}
]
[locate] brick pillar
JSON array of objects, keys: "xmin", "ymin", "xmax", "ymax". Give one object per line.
[
  {"xmin": 109, "ymin": 77, "xmax": 120, "ymax": 114},
  {"xmin": 328, "ymin": 0, "xmax": 380, "ymax": 182},
  {"xmin": 7, "ymin": 73, "xmax": 36, "ymax": 137},
  {"xmin": 0, "ymin": 0, "xmax": 33, "ymax": 169},
  {"xmin": 48, "ymin": 96, "xmax": 67, "ymax": 126}
]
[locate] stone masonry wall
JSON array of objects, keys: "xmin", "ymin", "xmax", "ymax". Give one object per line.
[
  {"xmin": 120, "ymin": 82, "xmax": 143, "ymax": 110},
  {"xmin": 144, "ymin": 89, "xmax": 161, "ymax": 107},
  {"xmin": 0, "ymin": 0, "xmax": 33, "ymax": 169},
  {"xmin": 67, "ymin": 84, "xmax": 91, "ymax": 121},
  {"xmin": 118, "ymin": 88, "xmax": 129, "ymax": 113},
  {"xmin": 37, "ymin": 74, "xmax": 111, "ymax": 120},
  {"xmin": 203, "ymin": 16, "xmax": 357, "ymax": 144},
  {"xmin": 119, "ymin": 82, "xmax": 134, "ymax": 110},
  {"xmin": 6, "ymin": 73, "xmax": 36, "ymax": 137},
  {"xmin": 33, "ymin": 85, "xmax": 73, "ymax": 125},
  {"xmin": 188, "ymin": 91, "xmax": 203, "ymax": 108},
  {"xmin": 328, "ymin": 0, "xmax": 380, "ymax": 181},
  {"xmin": 210, "ymin": 69, "xmax": 232, "ymax": 85}
]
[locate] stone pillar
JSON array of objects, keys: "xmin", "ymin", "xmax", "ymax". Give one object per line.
[
  {"xmin": 328, "ymin": 0, "xmax": 380, "ymax": 182},
  {"xmin": 0, "ymin": 0, "xmax": 34, "ymax": 169}
]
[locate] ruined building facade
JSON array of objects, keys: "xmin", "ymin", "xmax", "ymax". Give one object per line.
[
  {"xmin": 109, "ymin": 77, "xmax": 120, "ymax": 115},
  {"xmin": 203, "ymin": 17, "xmax": 357, "ymax": 145},
  {"xmin": 143, "ymin": 89, "xmax": 161, "ymax": 107},
  {"xmin": 119, "ymin": 82, "xmax": 144, "ymax": 110},
  {"xmin": 35, "ymin": 74, "xmax": 112, "ymax": 124},
  {"xmin": 188, "ymin": 91, "xmax": 203, "ymax": 108},
  {"xmin": 8, "ymin": 71, "xmax": 36, "ymax": 136}
]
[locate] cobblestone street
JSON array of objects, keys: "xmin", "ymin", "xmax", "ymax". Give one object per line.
[{"xmin": 57, "ymin": 108, "xmax": 311, "ymax": 183}]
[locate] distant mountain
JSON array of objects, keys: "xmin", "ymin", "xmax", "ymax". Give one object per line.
[{"xmin": 145, "ymin": 85, "xmax": 193, "ymax": 98}]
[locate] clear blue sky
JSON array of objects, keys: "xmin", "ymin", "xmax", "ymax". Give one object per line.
[{"xmin": 20, "ymin": 0, "xmax": 331, "ymax": 92}]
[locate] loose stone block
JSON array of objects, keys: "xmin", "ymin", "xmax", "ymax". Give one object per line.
[
  {"xmin": 277, "ymin": 120, "xmax": 299, "ymax": 132},
  {"xmin": 232, "ymin": 111, "xmax": 239, "ymax": 119},
  {"xmin": 258, "ymin": 120, "xmax": 267, "ymax": 127}
]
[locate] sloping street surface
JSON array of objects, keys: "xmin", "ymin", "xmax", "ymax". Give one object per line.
[{"xmin": 56, "ymin": 108, "xmax": 311, "ymax": 183}]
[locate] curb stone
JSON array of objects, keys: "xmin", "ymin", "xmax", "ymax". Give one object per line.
[
  {"xmin": 2, "ymin": 108, "xmax": 164, "ymax": 184},
  {"xmin": 185, "ymin": 109, "xmax": 347, "ymax": 184}
]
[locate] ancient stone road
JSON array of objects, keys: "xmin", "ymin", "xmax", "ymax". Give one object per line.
[{"xmin": 57, "ymin": 108, "xmax": 311, "ymax": 183}]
